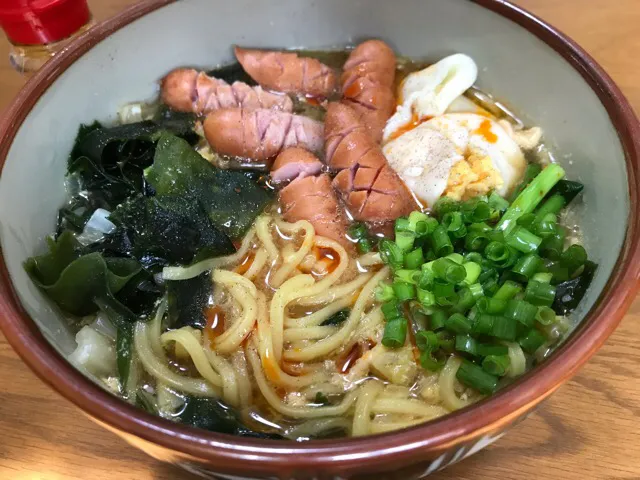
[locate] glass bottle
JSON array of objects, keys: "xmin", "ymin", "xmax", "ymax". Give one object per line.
[{"xmin": 0, "ymin": 0, "xmax": 94, "ymax": 75}]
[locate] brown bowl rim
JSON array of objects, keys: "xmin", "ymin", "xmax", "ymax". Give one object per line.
[{"xmin": 1, "ymin": 0, "xmax": 640, "ymax": 475}]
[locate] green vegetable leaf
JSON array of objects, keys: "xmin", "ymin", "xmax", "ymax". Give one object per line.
[{"xmin": 145, "ymin": 133, "xmax": 273, "ymax": 238}]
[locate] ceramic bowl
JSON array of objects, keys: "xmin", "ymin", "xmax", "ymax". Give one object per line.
[{"xmin": 1, "ymin": 0, "xmax": 639, "ymax": 478}]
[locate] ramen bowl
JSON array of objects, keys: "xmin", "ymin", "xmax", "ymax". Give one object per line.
[{"xmin": 1, "ymin": 0, "xmax": 639, "ymax": 478}]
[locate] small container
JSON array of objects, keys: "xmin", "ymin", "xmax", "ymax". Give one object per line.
[{"xmin": 0, "ymin": 0, "xmax": 94, "ymax": 74}]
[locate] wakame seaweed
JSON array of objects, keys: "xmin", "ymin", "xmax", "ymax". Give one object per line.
[
  {"xmin": 320, "ymin": 309, "xmax": 350, "ymax": 326},
  {"xmin": 206, "ymin": 62, "xmax": 256, "ymax": 86},
  {"xmin": 60, "ymin": 115, "xmax": 198, "ymax": 233},
  {"xmin": 552, "ymin": 261, "xmax": 597, "ymax": 315},
  {"xmin": 178, "ymin": 396, "xmax": 284, "ymax": 439},
  {"xmin": 108, "ymin": 195, "xmax": 235, "ymax": 272},
  {"xmin": 24, "ymin": 232, "xmax": 141, "ymax": 319},
  {"xmin": 167, "ymin": 272, "xmax": 212, "ymax": 329},
  {"xmin": 145, "ymin": 133, "xmax": 274, "ymax": 238}
]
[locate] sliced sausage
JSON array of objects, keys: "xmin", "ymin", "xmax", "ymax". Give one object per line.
[
  {"xmin": 325, "ymin": 102, "xmax": 415, "ymax": 222},
  {"xmin": 203, "ymin": 108, "xmax": 324, "ymax": 161},
  {"xmin": 161, "ymin": 69, "xmax": 293, "ymax": 115},
  {"xmin": 235, "ymin": 47, "xmax": 336, "ymax": 98},
  {"xmin": 341, "ymin": 40, "xmax": 397, "ymax": 143},
  {"xmin": 279, "ymin": 174, "xmax": 350, "ymax": 247},
  {"xmin": 271, "ymin": 148, "xmax": 324, "ymax": 184}
]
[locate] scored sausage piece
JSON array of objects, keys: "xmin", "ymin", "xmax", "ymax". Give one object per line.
[
  {"xmin": 271, "ymin": 148, "xmax": 324, "ymax": 184},
  {"xmin": 161, "ymin": 69, "xmax": 293, "ymax": 115},
  {"xmin": 204, "ymin": 108, "xmax": 324, "ymax": 161},
  {"xmin": 340, "ymin": 40, "xmax": 397, "ymax": 143},
  {"xmin": 279, "ymin": 173, "xmax": 350, "ymax": 247},
  {"xmin": 325, "ymin": 102, "xmax": 415, "ymax": 222},
  {"xmin": 235, "ymin": 47, "xmax": 337, "ymax": 98}
]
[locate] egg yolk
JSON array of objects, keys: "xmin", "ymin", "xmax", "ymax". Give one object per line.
[{"xmin": 443, "ymin": 154, "xmax": 504, "ymax": 201}]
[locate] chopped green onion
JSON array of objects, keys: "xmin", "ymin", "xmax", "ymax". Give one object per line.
[
  {"xmin": 465, "ymin": 228, "xmax": 489, "ymax": 251},
  {"xmin": 433, "ymin": 197, "xmax": 460, "ymax": 218},
  {"xmin": 408, "ymin": 210, "xmax": 427, "ymax": 226},
  {"xmin": 482, "ymin": 354, "xmax": 511, "ymax": 376},
  {"xmin": 392, "ymin": 281, "xmax": 416, "ymax": 302},
  {"xmin": 348, "ymin": 222, "xmax": 368, "ymax": 240},
  {"xmin": 430, "ymin": 309, "xmax": 447, "ymax": 330},
  {"xmin": 395, "ymin": 269, "xmax": 418, "ymax": 285},
  {"xmin": 455, "ymin": 334, "xmax": 477, "ymax": 355},
  {"xmin": 489, "ymin": 191, "xmax": 510, "ymax": 213},
  {"xmin": 456, "ymin": 359, "xmax": 499, "ymax": 394},
  {"xmin": 481, "ymin": 276, "xmax": 499, "ymax": 297},
  {"xmin": 539, "ymin": 224, "xmax": 566, "ymax": 260},
  {"xmin": 493, "ymin": 280, "xmax": 523, "ymax": 301},
  {"xmin": 506, "ymin": 226, "xmax": 542, "ymax": 254},
  {"xmin": 476, "ymin": 343, "xmax": 509, "ymax": 357},
  {"xmin": 535, "ymin": 306, "xmax": 557, "ymax": 325},
  {"xmin": 446, "ymin": 253, "xmax": 465, "ymax": 264},
  {"xmin": 446, "ymin": 313, "xmax": 473, "ymax": 334},
  {"xmin": 416, "ymin": 330, "xmax": 439, "ymax": 351},
  {"xmin": 357, "ymin": 238, "xmax": 373, "ymax": 254},
  {"xmin": 518, "ymin": 328, "xmax": 547, "ymax": 353},
  {"xmin": 375, "ymin": 283, "xmax": 395, "ymax": 302},
  {"xmin": 534, "ymin": 194, "xmax": 566, "ymax": 221},
  {"xmin": 485, "ymin": 241, "xmax": 510, "ymax": 267},
  {"xmin": 382, "ymin": 318, "xmax": 407, "ymax": 349},
  {"xmin": 476, "ymin": 297, "xmax": 508, "ymax": 314},
  {"xmin": 491, "ymin": 316, "xmax": 518, "ymax": 341},
  {"xmin": 381, "ymin": 300, "xmax": 402, "ymax": 321},
  {"xmin": 462, "ymin": 262, "xmax": 482, "ymax": 285},
  {"xmin": 442, "ymin": 211, "xmax": 467, "ymax": 238},
  {"xmin": 464, "ymin": 252, "xmax": 484, "ymax": 264},
  {"xmin": 417, "ymin": 288, "xmax": 436, "ymax": 308},
  {"xmin": 524, "ymin": 280, "xmax": 556, "ymax": 307},
  {"xmin": 431, "ymin": 225, "xmax": 454, "ymax": 257},
  {"xmin": 503, "ymin": 299, "xmax": 537, "ymax": 327},
  {"xmin": 453, "ymin": 287, "xmax": 476, "ymax": 313},
  {"xmin": 512, "ymin": 254, "xmax": 543, "ymax": 279},
  {"xmin": 396, "ymin": 231, "xmax": 416, "ymax": 252},
  {"xmin": 462, "ymin": 198, "xmax": 491, "ymax": 223},
  {"xmin": 544, "ymin": 261, "xmax": 569, "ymax": 284},
  {"xmin": 509, "ymin": 163, "xmax": 542, "ymax": 203},
  {"xmin": 417, "ymin": 268, "xmax": 435, "ymax": 289},
  {"xmin": 533, "ymin": 219, "xmax": 558, "ymax": 238},
  {"xmin": 395, "ymin": 217, "xmax": 411, "ymax": 233},
  {"xmin": 532, "ymin": 272, "xmax": 553, "ymax": 284},
  {"xmin": 433, "ymin": 257, "xmax": 467, "ymax": 284},
  {"xmin": 517, "ymin": 213, "xmax": 537, "ymax": 229},
  {"xmin": 497, "ymin": 164, "xmax": 566, "ymax": 235},
  {"xmin": 433, "ymin": 279, "xmax": 456, "ymax": 302},
  {"xmin": 420, "ymin": 349, "xmax": 446, "ymax": 371},
  {"xmin": 560, "ymin": 244, "xmax": 588, "ymax": 275},
  {"xmin": 473, "ymin": 314, "xmax": 497, "ymax": 335},
  {"xmin": 379, "ymin": 240, "xmax": 404, "ymax": 269}
]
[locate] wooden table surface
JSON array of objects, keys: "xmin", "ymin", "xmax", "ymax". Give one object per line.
[{"xmin": 1, "ymin": 1, "xmax": 640, "ymax": 479}]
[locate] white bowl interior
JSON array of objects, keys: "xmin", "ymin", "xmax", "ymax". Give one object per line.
[{"xmin": 0, "ymin": 0, "xmax": 628, "ymax": 356}]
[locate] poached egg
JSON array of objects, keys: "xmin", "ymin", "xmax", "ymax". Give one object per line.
[{"xmin": 383, "ymin": 113, "xmax": 527, "ymax": 207}]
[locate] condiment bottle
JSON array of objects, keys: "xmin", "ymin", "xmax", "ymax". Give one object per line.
[{"xmin": 0, "ymin": 0, "xmax": 94, "ymax": 75}]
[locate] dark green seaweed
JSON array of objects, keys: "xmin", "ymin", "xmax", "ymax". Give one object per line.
[
  {"xmin": 167, "ymin": 272, "xmax": 212, "ymax": 329},
  {"xmin": 145, "ymin": 133, "xmax": 273, "ymax": 238},
  {"xmin": 178, "ymin": 396, "xmax": 283, "ymax": 439},
  {"xmin": 552, "ymin": 261, "xmax": 597, "ymax": 315}
]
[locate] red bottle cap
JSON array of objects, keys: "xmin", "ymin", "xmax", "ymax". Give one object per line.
[{"xmin": 0, "ymin": 0, "xmax": 90, "ymax": 45}]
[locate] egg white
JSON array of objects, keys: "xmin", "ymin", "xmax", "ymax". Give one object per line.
[{"xmin": 383, "ymin": 54, "xmax": 478, "ymax": 142}]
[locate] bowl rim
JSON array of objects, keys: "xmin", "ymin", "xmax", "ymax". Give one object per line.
[{"xmin": 1, "ymin": 0, "xmax": 640, "ymax": 475}]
